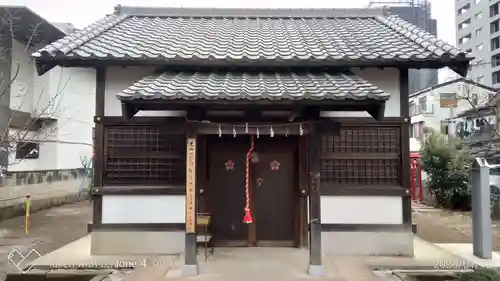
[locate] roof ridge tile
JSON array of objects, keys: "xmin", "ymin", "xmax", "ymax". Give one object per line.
[
  {"xmin": 376, "ymin": 15, "xmax": 464, "ymax": 59},
  {"xmin": 114, "ymin": 6, "xmax": 386, "ymax": 18}
]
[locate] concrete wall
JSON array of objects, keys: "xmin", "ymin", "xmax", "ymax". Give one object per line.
[{"xmin": 8, "ymin": 40, "xmax": 95, "ymax": 173}]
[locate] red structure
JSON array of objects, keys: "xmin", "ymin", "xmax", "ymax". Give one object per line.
[{"xmin": 410, "ymin": 152, "xmax": 423, "ymax": 202}]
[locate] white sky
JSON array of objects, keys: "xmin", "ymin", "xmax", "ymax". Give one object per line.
[{"xmin": 4, "ymin": 0, "xmax": 457, "ymax": 80}]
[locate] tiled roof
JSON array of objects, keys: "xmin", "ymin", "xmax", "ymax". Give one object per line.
[
  {"xmin": 33, "ymin": 7, "xmax": 470, "ymax": 69},
  {"xmin": 116, "ymin": 71, "xmax": 390, "ymax": 101}
]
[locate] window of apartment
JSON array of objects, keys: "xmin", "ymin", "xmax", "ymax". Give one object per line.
[
  {"xmin": 458, "ymin": 3, "xmax": 471, "ymax": 14},
  {"xmin": 459, "ymin": 34, "xmax": 472, "ymax": 44},
  {"xmin": 492, "ymin": 35, "xmax": 500, "ymax": 50},
  {"xmin": 492, "ymin": 70, "xmax": 500, "ymax": 83},
  {"xmin": 475, "ymin": 12, "xmax": 483, "ymax": 19},
  {"xmin": 414, "ymin": 121, "xmax": 425, "ymax": 139},
  {"xmin": 491, "ymin": 19, "xmax": 500, "ymax": 33},
  {"xmin": 492, "ymin": 53, "xmax": 500, "ymax": 66},
  {"xmin": 476, "ymin": 27, "xmax": 483, "ymax": 35},
  {"xmin": 477, "ymin": 43, "xmax": 484, "ymax": 50},
  {"xmin": 418, "ymin": 96, "xmax": 427, "ymax": 112},
  {"xmin": 459, "ymin": 18, "xmax": 471, "ymax": 30},
  {"xmin": 491, "ymin": 2, "xmax": 500, "ymax": 17},
  {"xmin": 15, "ymin": 142, "xmax": 39, "ymax": 159},
  {"xmin": 409, "ymin": 101, "xmax": 416, "ymax": 116},
  {"xmin": 471, "ymin": 94, "xmax": 479, "ymax": 105}
]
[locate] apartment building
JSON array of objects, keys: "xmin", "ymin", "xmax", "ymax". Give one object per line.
[
  {"xmin": 370, "ymin": 0, "xmax": 438, "ymax": 93},
  {"xmin": 409, "ymin": 78, "xmax": 496, "ymax": 144},
  {"xmin": 456, "ymin": 0, "xmax": 500, "ymax": 86}
]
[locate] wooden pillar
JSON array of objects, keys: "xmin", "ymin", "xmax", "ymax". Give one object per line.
[
  {"xmin": 92, "ymin": 67, "xmax": 106, "ymax": 225},
  {"xmin": 399, "ymin": 68, "xmax": 412, "ymax": 230},
  {"xmin": 183, "ymin": 125, "xmax": 198, "ymax": 276},
  {"xmin": 308, "ymin": 122, "xmax": 324, "ymax": 276}
]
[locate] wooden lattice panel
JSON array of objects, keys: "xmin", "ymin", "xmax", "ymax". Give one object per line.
[
  {"xmin": 321, "ymin": 126, "xmax": 401, "ymax": 186},
  {"xmin": 104, "ymin": 126, "xmax": 185, "ymax": 185}
]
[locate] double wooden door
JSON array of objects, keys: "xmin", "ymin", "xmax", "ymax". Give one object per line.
[{"xmin": 208, "ymin": 137, "xmax": 296, "ymax": 246}]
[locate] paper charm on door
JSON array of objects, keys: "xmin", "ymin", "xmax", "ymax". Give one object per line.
[
  {"xmin": 225, "ymin": 160, "xmax": 235, "ymax": 171},
  {"xmin": 270, "ymin": 160, "xmax": 280, "ymax": 171}
]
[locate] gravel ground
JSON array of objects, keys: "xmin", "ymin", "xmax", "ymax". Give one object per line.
[
  {"xmin": 413, "ymin": 202, "xmax": 500, "ymax": 251},
  {"xmin": 0, "ymin": 200, "xmax": 92, "ymax": 279}
]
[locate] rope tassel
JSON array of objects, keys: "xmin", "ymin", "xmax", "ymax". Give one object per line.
[{"xmin": 243, "ymin": 135, "xmax": 255, "ymax": 224}]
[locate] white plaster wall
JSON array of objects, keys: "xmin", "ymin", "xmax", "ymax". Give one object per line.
[
  {"xmin": 101, "ymin": 195, "xmax": 186, "ymax": 224},
  {"xmin": 104, "ymin": 66, "xmax": 185, "ymax": 117},
  {"xmin": 104, "ymin": 66, "xmax": 155, "ymax": 116},
  {"xmin": 8, "ymin": 40, "xmax": 95, "ymax": 172},
  {"xmin": 50, "ymin": 66, "xmax": 96, "ymax": 169},
  {"xmin": 320, "ymin": 195, "xmax": 403, "ymax": 224},
  {"xmin": 321, "ymin": 67, "xmax": 401, "ymax": 118}
]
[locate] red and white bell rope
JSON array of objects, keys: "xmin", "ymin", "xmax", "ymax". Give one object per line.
[{"xmin": 243, "ymin": 135, "xmax": 255, "ymax": 224}]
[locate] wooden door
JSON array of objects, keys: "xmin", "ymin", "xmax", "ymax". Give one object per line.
[
  {"xmin": 253, "ymin": 150, "xmax": 296, "ymax": 246},
  {"xmin": 208, "ymin": 139, "xmax": 247, "ymax": 246}
]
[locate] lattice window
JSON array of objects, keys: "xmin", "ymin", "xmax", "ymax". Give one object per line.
[
  {"xmin": 322, "ymin": 127, "xmax": 400, "ymax": 154},
  {"xmin": 104, "ymin": 126, "xmax": 185, "ymax": 185},
  {"xmin": 321, "ymin": 126, "xmax": 401, "ymax": 186}
]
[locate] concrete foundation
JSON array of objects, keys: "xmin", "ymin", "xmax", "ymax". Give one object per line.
[
  {"xmin": 90, "ymin": 231, "xmax": 184, "ymax": 255},
  {"xmin": 307, "ymin": 264, "xmax": 326, "ymax": 276},
  {"xmin": 322, "ymin": 231, "xmax": 414, "ymax": 256}
]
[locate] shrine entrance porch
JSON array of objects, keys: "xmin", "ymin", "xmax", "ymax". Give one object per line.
[{"xmin": 204, "ymin": 135, "xmax": 300, "ymax": 248}]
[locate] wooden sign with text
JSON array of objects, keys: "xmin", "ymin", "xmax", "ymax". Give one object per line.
[{"xmin": 185, "ymin": 138, "xmax": 196, "ymax": 233}]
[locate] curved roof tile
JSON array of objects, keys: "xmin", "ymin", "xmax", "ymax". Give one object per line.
[{"xmin": 116, "ymin": 71, "xmax": 391, "ymax": 101}]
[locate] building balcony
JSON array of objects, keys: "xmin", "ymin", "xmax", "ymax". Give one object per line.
[{"xmin": 410, "ymin": 104, "xmax": 435, "ymax": 117}]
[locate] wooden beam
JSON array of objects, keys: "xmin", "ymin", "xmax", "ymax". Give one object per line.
[
  {"xmin": 366, "ymin": 103, "xmax": 385, "ymax": 121},
  {"xmin": 121, "ymin": 102, "xmax": 139, "ymax": 120},
  {"xmin": 186, "ymin": 106, "xmax": 207, "ymax": 121},
  {"xmin": 92, "ymin": 66, "xmax": 106, "ymax": 226},
  {"xmin": 399, "ymin": 68, "xmax": 412, "ymax": 228},
  {"xmin": 307, "ymin": 122, "xmax": 324, "ymax": 276}
]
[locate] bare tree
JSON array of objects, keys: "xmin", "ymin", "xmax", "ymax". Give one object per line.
[
  {"xmin": 449, "ymin": 76, "xmax": 500, "ymax": 162},
  {"xmin": 0, "ymin": 7, "xmax": 80, "ymax": 182}
]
